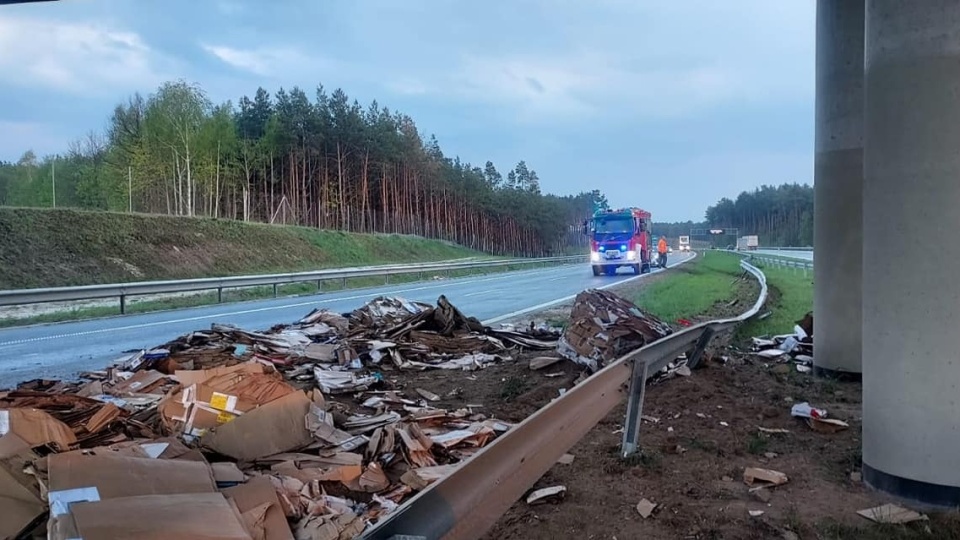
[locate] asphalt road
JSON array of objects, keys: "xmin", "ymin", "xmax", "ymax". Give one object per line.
[
  {"xmin": 753, "ymin": 249, "xmax": 814, "ymax": 261},
  {"xmin": 0, "ymin": 253, "xmax": 696, "ymax": 388}
]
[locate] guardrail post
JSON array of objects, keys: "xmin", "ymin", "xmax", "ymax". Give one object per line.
[
  {"xmin": 119, "ymin": 294, "xmax": 126, "ymax": 315},
  {"xmin": 317, "ymin": 280, "xmax": 323, "ymax": 292},
  {"xmin": 273, "ymin": 284, "xmax": 278, "ymax": 298},
  {"xmin": 217, "ymin": 287, "xmax": 223, "ymax": 303},
  {"xmin": 385, "ymin": 274, "xmax": 390, "ymax": 285},
  {"xmin": 686, "ymin": 328, "xmax": 716, "ymax": 370},
  {"xmin": 342, "ymin": 277, "xmax": 347, "ymax": 289},
  {"xmin": 621, "ymin": 356, "xmax": 649, "ymax": 458}
]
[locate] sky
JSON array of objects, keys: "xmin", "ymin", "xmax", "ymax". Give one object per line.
[{"xmin": 0, "ymin": 0, "xmax": 815, "ymax": 222}]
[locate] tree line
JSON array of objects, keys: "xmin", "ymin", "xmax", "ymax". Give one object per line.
[
  {"xmin": 703, "ymin": 183, "xmax": 813, "ymax": 246},
  {"xmin": 0, "ymin": 80, "xmax": 608, "ymax": 256}
]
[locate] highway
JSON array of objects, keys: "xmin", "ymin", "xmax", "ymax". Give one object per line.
[
  {"xmin": 0, "ymin": 253, "xmax": 696, "ymax": 388},
  {"xmin": 753, "ymin": 249, "xmax": 814, "ymax": 261}
]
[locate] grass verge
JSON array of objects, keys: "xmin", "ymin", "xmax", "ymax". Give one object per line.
[
  {"xmin": 630, "ymin": 252, "xmax": 744, "ymax": 321},
  {"xmin": 741, "ymin": 259, "xmax": 814, "ymax": 337}
]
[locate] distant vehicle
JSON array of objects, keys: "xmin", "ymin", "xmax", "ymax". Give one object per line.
[
  {"xmin": 584, "ymin": 207, "xmax": 652, "ymax": 276},
  {"xmin": 678, "ymin": 235, "xmax": 691, "ymax": 252},
  {"xmin": 737, "ymin": 235, "xmax": 759, "ymax": 251}
]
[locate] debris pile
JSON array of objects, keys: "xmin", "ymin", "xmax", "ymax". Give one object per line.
[
  {"xmin": 750, "ymin": 311, "xmax": 814, "ymax": 372},
  {"xmin": 557, "ymin": 289, "xmax": 673, "ymax": 372},
  {"xmin": 0, "ymin": 295, "xmax": 554, "ymax": 540}
]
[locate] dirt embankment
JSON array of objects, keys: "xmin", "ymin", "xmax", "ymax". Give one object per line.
[
  {"xmin": 386, "ymin": 271, "xmax": 957, "ymax": 539},
  {"xmin": 0, "ymin": 207, "xmax": 478, "ymax": 289}
]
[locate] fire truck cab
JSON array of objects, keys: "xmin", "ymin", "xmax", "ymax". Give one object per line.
[{"xmin": 585, "ymin": 207, "xmax": 653, "ymax": 276}]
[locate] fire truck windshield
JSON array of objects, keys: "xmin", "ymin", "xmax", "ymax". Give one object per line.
[{"xmin": 592, "ymin": 216, "xmax": 634, "ymax": 234}]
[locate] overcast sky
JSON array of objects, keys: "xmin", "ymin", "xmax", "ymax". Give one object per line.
[{"xmin": 0, "ymin": 0, "xmax": 814, "ymax": 222}]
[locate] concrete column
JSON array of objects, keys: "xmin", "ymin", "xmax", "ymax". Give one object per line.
[
  {"xmin": 863, "ymin": 0, "xmax": 960, "ymax": 506},
  {"xmin": 813, "ymin": 0, "xmax": 864, "ymax": 379}
]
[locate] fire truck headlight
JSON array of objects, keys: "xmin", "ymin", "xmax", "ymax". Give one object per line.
[
  {"xmin": 627, "ymin": 251, "xmax": 637, "ymax": 260},
  {"xmin": 590, "ymin": 252, "xmax": 600, "ymax": 262}
]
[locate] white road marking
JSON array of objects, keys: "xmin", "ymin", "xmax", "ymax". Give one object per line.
[
  {"xmin": 0, "ymin": 253, "xmax": 697, "ymax": 349},
  {"xmin": 0, "ymin": 266, "xmax": 574, "ymax": 348},
  {"xmin": 462, "ymin": 289, "xmax": 501, "ymax": 298}
]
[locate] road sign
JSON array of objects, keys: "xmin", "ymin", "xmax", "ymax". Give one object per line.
[{"xmin": 709, "ymin": 229, "xmax": 724, "ymax": 235}]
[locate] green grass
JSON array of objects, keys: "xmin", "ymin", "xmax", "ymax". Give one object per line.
[
  {"xmin": 0, "ymin": 207, "xmax": 484, "ymax": 289},
  {"xmin": 741, "ymin": 260, "xmax": 814, "ymax": 338},
  {"xmin": 0, "ymin": 262, "xmax": 546, "ymax": 328},
  {"xmin": 630, "ymin": 252, "xmax": 744, "ymax": 321}
]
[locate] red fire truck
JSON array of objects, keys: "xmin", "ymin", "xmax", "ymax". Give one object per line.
[{"xmin": 585, "ymin": 207, "xmax": 653, "ymax": 276}]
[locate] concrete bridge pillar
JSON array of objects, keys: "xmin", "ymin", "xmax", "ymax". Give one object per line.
[
  {"xmin": 813, "ymin": 0, "xmax": 864, "ymax": 379},
  {"xmin": 862, "ymin": 0, "xmax": 960, "ymax": 505}
]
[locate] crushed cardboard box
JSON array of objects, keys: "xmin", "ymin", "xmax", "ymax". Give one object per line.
[
  {"xmin": 0, "ymin": 295, "xmax": 550, "ymax": 539},
  {"xmin": 557, "ymin": 288, "xmax": 672, "ymax": 371}
]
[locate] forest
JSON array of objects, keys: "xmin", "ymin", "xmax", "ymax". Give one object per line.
[
  {"xmin": 0, "ymin": 80, "xmax": 607, "ymax": 256},
  {"xmin": 703, "ymin": 183, "xmax": 813, "ymax": 246}
]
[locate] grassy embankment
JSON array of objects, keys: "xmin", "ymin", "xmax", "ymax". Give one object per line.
[
  {"xmin": 628, "ymin": 251, "xmax": 813, "ymax": 338},
  {"xmin": 0, "ymin": 208, "xmax": 528, "ymax": 326}
]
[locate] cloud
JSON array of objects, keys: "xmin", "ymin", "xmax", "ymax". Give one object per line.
[
  {"xmin": 0, "ymin": 13, "xmax": 170, "ymax": 95},
  {"xmin": 433, "ymin": 50, "xmax": 744, "ymax": 123},
  {"xmin": 201, "ymin": 43, "xmax": 336, "ymax": 80}
]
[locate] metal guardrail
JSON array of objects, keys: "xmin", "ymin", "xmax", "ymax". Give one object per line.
[
  {"xmin": 750, "ymin": 255, "xmax": 813, "ymax": 273},
  {"xmin": 0, "ymin": 256, "xmax": 585, "ymax": 313},
  {"xmin": 363, "ymin": 259, "xmax": 768, "ymax": 540},
  {"xmin": 761, "ymin": 246, "xmax": 814, "ymax": 252}
]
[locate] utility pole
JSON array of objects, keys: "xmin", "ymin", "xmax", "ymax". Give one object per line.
[
  {"xmin": 51, "ymin": 160, "xmax": 56, "ymax": 208},
  {"xmin": 128, "ymin": 166, "xmax": 133, "ymax": 213}
]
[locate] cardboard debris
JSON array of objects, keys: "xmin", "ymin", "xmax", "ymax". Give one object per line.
[
  {"xmin": 70, "ymin": 493, "xmax": 252, "ymax": 540},
  {"xmin": 0, "ymin": 407, "xmax": 77, "ymax": 450},
  {"xmin": 203, "ymin": 391, "xmax": 314, "ymax": 461},
  {"xmin": 857, "ymin": 503, "xmax": 927, "ymax": 524},
  {"xmin": 636, "ymin": 498, "xmax": 657, "ymax": 519},
  {"xmin": 0, "ymin": 433, "xmax": 45, "ymax": 539},
  {"xmin": 743, "ymin": 467, "xmax": 789, "ymax": 487},
  {"xmin": 223, "ymin": 477, "xmax": 294, "ymax": 540},
  {"xmin": 0, "ymin": 295, "xmax": 537, "ymax": 539},
  {"xmin": 529, "ymin": 356, "xmax": 563, "ymax": 370},
  {"xmin": 751, "ymin": 313, "xmax": 815, "ymax": 369},
  {"xmin": 557, "ymin": 289, "xmax": 672, "ymax": 371}
]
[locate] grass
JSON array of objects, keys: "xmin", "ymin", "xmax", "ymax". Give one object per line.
[
  {"xmin": 741, "ymin": 260, "xmax": 814, "ymax": 338},
  {"xmin": 815, "ymin": 516, "xmax": 960, "ymax": 540},
  {"xmin": 0, "ymin": 261, "xmax": 548, "ymax": 328},
  {"xmin": 0, "ymin": 207, "xmax": 485, "ymax": 289},
  {"xmin": 630, "ymin": 251, "xmax": 744, "ymax": 321},
  {"xmin": 746, "ymin": 432, "xmax": 770, "ymax": 455},
  {"xmin": 499, "ymin": 376, "xmax": 530, "ymax": 401}
]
